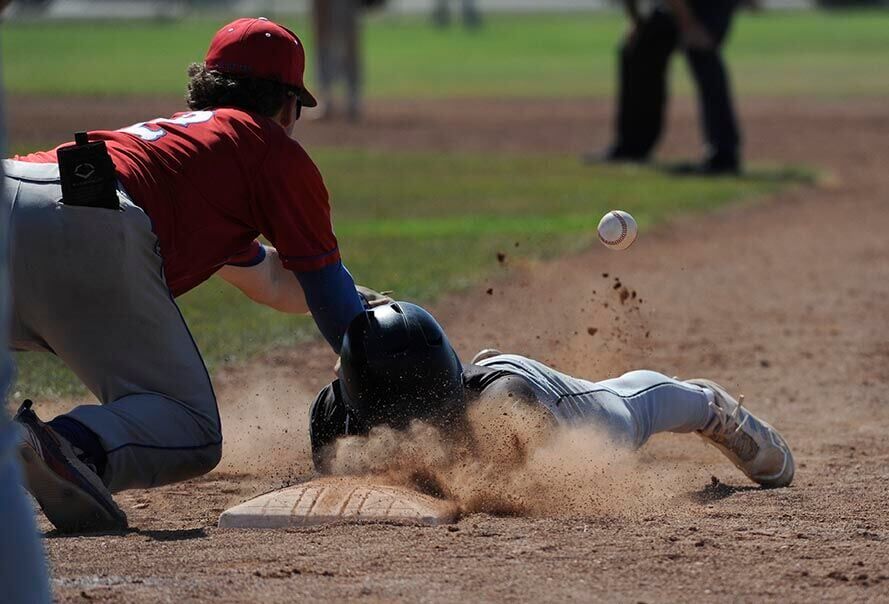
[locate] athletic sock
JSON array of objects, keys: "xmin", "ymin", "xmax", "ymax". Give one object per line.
[{"xmin": 47, "ymin": 416, "xmax": 108, "ymax": 478}]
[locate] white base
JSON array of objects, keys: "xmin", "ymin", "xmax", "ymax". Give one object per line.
[{"xmin": 219, "ymin": 477, "xmax": 458, "ymax": 529}]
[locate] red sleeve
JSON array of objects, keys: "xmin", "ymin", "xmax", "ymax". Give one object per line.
[{"xmin": 256, "ymin": 133, "xmax": 341, "ymax": 273}]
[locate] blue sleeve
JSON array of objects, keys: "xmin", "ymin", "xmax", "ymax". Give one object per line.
[{"xmin": 294, "ymin": 261, "xmax": 366, "ymax": 353}]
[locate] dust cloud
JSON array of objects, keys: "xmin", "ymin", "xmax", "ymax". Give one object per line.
[
  {"xmin": 216, "ymin": 378, "xmax": 317, "ymax": 485},
  {"xmin": 326, "ymin": 394, "xmax": 700, "ymax": 518}
]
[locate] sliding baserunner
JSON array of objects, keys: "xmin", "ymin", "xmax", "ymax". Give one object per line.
[{"xmin": 310, "ymin": 302, "xmax": 794, "ymax": 489}]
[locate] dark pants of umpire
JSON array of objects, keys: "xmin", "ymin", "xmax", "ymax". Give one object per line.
[{"xmin": 612, "ymin": 0, "xmax": 741, "ymax": 164}]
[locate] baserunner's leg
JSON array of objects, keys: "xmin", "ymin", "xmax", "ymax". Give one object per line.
[
  {"xmin": 597, "ymin": 371, "xmax": 794, "ymax": 487},
  {"xmin": 595, "ymin": 370, "xmax": 713, "ymax": 448},
  {"xmin": 477, "ymin": 356, "xmax": 792, "ymax": 486},
  {"xmin": 477, "ymin": 356, "xmax": 711, "ymax": 449}
]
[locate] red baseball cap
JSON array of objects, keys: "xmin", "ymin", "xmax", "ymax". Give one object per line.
[{"xmin": 205, "ymin": 17, "xmax": 317, "ymax": 107}]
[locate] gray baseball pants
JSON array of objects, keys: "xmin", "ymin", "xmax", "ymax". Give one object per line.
[
  {"xmin": 479, "ymin": 354, "xmax": 713, "ymax": 449},
  {"xmin": 4, "ymin": 160, "xmax": 221, "ymax": 493},
  {"xmin": 1, "ymin": 160, "xmax": 52, "ymax": 602}
]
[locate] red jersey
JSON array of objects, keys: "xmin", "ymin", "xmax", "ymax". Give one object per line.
[{"xmin": 16, "ymin": 108, "xmax": 340, "ymax": 297}]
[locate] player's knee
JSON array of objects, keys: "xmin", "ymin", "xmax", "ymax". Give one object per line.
[
  {"xmin": 200, "ymin": 427, "xmax": 223, "ymax": 473},
  {"xmin": 203, "ymin": 410, "xmax": 223, "ymax": 444},
  {"xmin": 620, "ymin": 369, "xmax": 672, "ymax": 384},
  {"xmin": 180, "ymin": 438, "xmax": 222, "ymax": 480},
  {"xmin": 186, "ymin": 396, "xmax": 223, "ymax": 476},
  {"xmin": 185, "ymin": 386, "xmax": 222, "ymax": 439},
  {"xmin": 158, "ymin": 443, "xmax": 221, "ymax": 487},
  {"xmin": 197, "ymin": 441, "xmax": 223, "ymax": 475}
]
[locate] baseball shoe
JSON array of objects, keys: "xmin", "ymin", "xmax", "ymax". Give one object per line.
[
  {"xmin": 14, "ymin": 400, "xmax": 128, "ymax": 533},
  {"xmin": 688, "ymin": 379, "xmax": 795, "ymax": 488}
]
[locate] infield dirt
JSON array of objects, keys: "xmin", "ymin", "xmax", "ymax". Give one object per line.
[{"xmin": 10, "ymin": 95, "xmax": 889, "ymax": 602}]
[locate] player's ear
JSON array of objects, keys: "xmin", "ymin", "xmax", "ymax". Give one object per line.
[{"xmin": 277, "ymin": 93, "xmax": 299, "ymax": 129}]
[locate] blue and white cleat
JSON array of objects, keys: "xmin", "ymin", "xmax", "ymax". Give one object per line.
[
  {"xmin": 14, "ymin": 400, "xmax": 128, "ymax": 533},
  {"xmin": 688, "ymin": 379, "xmax": 795, "ymax": 488}
]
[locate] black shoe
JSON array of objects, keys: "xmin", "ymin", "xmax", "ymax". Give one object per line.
[
  {"xmin": 581, "ymin": 147, "xmax": 648, "ymax": 166},
  {"xmin": 15, "ymin": 400, "xmax": 128, "ymax": 533}
]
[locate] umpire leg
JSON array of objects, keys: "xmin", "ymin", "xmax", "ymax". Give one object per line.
[
  {"xmin": 7, "ymin": 162, "xmax": 222, "ymax": 493},
  {"xmin": 684, "ymin": 0, "xmax": 742, "ymax": 168},
  {"xmin": 611, "ymin": 9, "xmax": 680, "ymax": 159}
]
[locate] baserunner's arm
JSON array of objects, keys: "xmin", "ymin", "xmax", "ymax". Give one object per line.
[{"xmin": 220, "ymin": 246, "xmax": 385, "ymax": 352}]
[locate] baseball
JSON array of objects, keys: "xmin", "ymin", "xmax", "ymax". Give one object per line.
[{"xmin": 597, "ymin": 210, "xmax": 638, "ymax": 251}]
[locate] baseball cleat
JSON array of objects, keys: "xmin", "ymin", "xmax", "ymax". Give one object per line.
[
  {"xmin": 688, "ymin": 379, "xmax": 795, "ymax": 488},
  {"xmin": 14, "ymin": 400, "xmax": 128, "ymax": 533}
]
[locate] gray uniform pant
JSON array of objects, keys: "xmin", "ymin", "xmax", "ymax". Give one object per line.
[
  {"xmin": 1, "ymin": 165, "xmax": 51, "ymax": 602},
  {"xmin": 4, "ymin": 161, "xmax": 221, "ymax": 493},
  {"xmin": 479, "ymin": 355, "xmax": 712, "ymax": 449}
]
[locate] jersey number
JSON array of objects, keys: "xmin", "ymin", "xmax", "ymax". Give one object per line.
[{"xmin": 120, "ymin": 111, "xmax": 215, "ymax": 142}]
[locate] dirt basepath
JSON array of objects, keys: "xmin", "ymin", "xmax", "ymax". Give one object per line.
[{"xmin": 17, "ymin": 96, "xmax": 889, "ymax": 602}]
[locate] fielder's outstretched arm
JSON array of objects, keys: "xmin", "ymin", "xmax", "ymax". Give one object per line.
[
  {"xmin": 294, "ymin": 261, "xmax": 366, "ymax": 353},
  {"xmin": 219, "ymin": 245, "xmax": 310, "ymax": 314},
  {"xmin": 219, "ymin": 244, "xmax": 374, "ymax": 353}
]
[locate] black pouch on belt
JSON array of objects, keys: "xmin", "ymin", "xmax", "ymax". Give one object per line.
[{"xmin": 56, "ymin": 131, "xmax": 120, "ymax": 210}]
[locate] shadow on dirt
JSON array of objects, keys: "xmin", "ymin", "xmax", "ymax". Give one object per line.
[
  {"xmin": 137, "ymin": 528, "xmax": 208, "ymax": 542},
  {"xmin": 689, "ymin": 476, "xmax": 759, "ymax": 503},
  {"xmin": 44, "ymin": 528, "xmax": 127, "ymax": 539},
  {"xmin": 45, "ymin": 527, "xmax": 208, "ymax": 541}
]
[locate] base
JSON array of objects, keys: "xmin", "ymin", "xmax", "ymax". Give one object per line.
[{"xmin": 218, "ymin": 476, "xmax": 458, "ymax": 528}]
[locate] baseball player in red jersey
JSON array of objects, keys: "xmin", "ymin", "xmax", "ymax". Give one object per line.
[{"xmin": 4, "ymin": 18, "xmax": 385, "ymax": 532}]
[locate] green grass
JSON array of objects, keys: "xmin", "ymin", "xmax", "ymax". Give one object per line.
[
  {"xmin": 10, "ymin": 149, "xmax": 813, "ymax": 398},
  {"xmin": 3, "ymin": 10, "xmax": 889, "ymax": 99}
]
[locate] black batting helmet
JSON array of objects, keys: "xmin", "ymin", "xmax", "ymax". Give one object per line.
[{"xmin": 339, "ymin": 302, "xmax": 465, "ymax": 429}]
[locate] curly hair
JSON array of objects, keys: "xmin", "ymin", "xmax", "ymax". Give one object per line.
[{"xmin": 185, "ymin": 62, "xmax": 294, "ymax": 118}]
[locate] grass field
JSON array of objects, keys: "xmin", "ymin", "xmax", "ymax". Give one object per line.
[
  {"xmin": 10, "ymin": 149, "xmax": 812, "ymax": 398},
  {"xmin": 3, "ymin": 10, "xmax": 889, "ymax": 99}
]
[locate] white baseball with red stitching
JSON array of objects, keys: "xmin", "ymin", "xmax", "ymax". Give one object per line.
[{"xmin": 597, "ymin": 210, "xmax": 638, "ymax": 251}]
